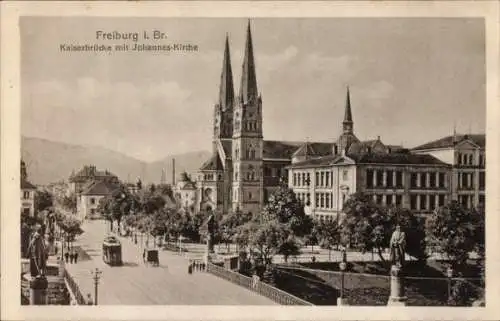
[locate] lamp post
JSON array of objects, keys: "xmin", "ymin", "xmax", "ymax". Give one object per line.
[
  {"xmin": 447, "ymin": 266, "xmax": 454, "ymax": 304},
  {"xmin": 338, "ymin": 260, "xmax": 347, "ymax": 306},
  {"xmin": 91, "ymin": 268, "xmax": 102, "ymax": 305}
]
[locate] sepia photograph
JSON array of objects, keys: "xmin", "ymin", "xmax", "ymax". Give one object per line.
[{"xmin": 2, "ymin": 1, "xmax": 499, "ymax": 320}]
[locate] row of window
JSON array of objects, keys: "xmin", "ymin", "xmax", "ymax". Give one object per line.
[
  {"xmin": 458, "ymin": 172, "xmax": 486, "ymax": 190},
  {"xmin": 233, "ymin": 189, "xmax": 254, "ymax": 202},
  {"xmin": 366, "ymin": 169, "xmax": 405, "ymax": 188},
  {"xmin": 22, "ymin": 191, "xmax": 31, "ymax": 199},
  {"xmin": 409, "ymin": 194, "xmax": 446, "ymax": 211},
  {"xmin": 234, "ymin": 120, "xmax": 260, "ymax": 133},
  {"xmin": 234, "ymin": 148, "xmax": 258, "ymax": 160},
  {"xmin": 369, "ymin": 194, "xmax": 403, "ymax": 206},
  {"xmin": 292, "ymin": 170, "xmax": 349, "ymax": 188},
  {"xmin": 410, "ymin": 172, "xmax": 446, "ymax": 189},
  {"xmin": 457, "ymin": 152, "xmax": 485, "ymax": 166}
]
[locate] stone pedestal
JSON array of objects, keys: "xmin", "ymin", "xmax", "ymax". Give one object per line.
[
  {"xmin": 337, "ymin": 297, "xmax": 349, "ymax": 306},
  {"xmin": 387, "ymin": 265, "xmax": 407, "ymax": 306},
  {"xmin": 29, "ymin": 276, "xmax": 48, "ymax": 305}
]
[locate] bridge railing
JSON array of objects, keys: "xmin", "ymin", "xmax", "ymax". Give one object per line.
[
  {"xmin": 62, "ymin": 265, "xmax": 86, "ymax": 305},
  {"xmin": 206, "ymin": 262, "xmax": 313, "ymax": 306}
]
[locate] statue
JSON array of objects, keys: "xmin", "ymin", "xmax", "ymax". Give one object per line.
[
  {"xmin": 27, "ymin": 228, "xmax": 47, "ymax": 277},
  {"xmin": 389, "ymin": 224, "xmax": 406, "ymax": 267}
]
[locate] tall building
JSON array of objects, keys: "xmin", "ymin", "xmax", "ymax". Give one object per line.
[
  {"xmin": 412, "ymin": 133, "xmax": 485, "ymax": 208},
  {"xmin": 193, "ymin": 21, "xmax": 485, "ymax": 218}
]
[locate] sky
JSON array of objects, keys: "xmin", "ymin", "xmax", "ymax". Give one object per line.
[{"xmin": 21, "ymin": 17, "xmax": 485, "ymax": 162}]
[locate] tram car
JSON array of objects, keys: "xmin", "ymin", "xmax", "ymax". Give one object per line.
[{"xmin": 102, "ymin": 235, "xmax": 123, "ymax": 266}]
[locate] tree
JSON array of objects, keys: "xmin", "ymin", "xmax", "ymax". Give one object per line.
[
  {"xmin": 220, "ymin": 209, "xmax": 253, "ymax": 251},
  {"xmin": 387, "ymin": 206, "xmax": 427, "ymax": 261},
  {"xmin": 98, "ymin": 184, "xmax": 138, "ymax": 231},
  {"xmin": 60, "ymin": 192, "xmax": 77, "ymax": 212},
  {"xmin": 426, "ymin": 201, "xmax": 484, "ymax": 267},
  {"xmin": 340, "ymin": 193, "xmax": 388, "ymax": 261},
  {"xmin": 315, "ymin": 219, "xmax": 340, "ymax": 261},
  {"xmin": 35, "ymin": 190, "xmax": 54, "ymax": 214},
  {"xmin": 262, "ymin": 184, "xmax": 313, "ymax": 237}
]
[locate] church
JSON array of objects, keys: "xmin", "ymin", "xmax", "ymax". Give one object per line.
[{"xmin": 189, "ymin": 21, "xmax": 485, "ymax": 218}]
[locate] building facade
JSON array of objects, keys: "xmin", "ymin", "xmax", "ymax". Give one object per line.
[
  {"xmin": 20, "ymin": 160, "xmax": 36, "ymax": 217},
  {"xmin": 193, "ymin": 21, "xmax": 485, "ymax": 218},
  {"xmin": 412, "ymin": 134, "xmax": 485, "ymax": 208}
]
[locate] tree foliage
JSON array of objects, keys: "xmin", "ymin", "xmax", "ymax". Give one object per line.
[
  {"xmin": 426, "ymin": 201, "xmax": 484, "ymax": 266},
  {"xmin": 60, "ymin": 192, "xmax": 77, "ymax": 212},
  {"xmin": 340, "ymin": 193, "xmax": 426, "ymax": 262},
  {"xmin": 35, "ymin": 190, "xmax": 54, "ymax": 214}
]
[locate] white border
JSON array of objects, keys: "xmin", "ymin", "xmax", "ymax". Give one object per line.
[{"xmin": 1, "ymin": 1, "xmax": 499, "ymax": 320}]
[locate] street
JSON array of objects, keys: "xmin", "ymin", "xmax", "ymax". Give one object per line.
[{"xmin": 65, "ymin": 220, "xmax": 276, "ymax": 305}]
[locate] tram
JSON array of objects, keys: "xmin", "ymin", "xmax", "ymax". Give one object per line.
[{"xmin": 102, "ymin": 235, "xmax": 122, "ymax": 266}]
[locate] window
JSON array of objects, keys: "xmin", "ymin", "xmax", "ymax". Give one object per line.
[
  {"xmin": 325, "ymin": 194, "xmax": 330, "ymax": 209},
  {"xmin": 429, "ymin": 195, "xmax": 436, "ymax": 210},
  {"xmin": 410, "ymin": 173, "xmax": 418, "ymax": 188},
  {"xmin": 421, "ymin": 173, "xmax": 427, "ymax": 189},
  {"xmin": 320, "ymin": 172, "xmax": 325, "ymax": 187},
  {"xmin": 293, "ymin": 173, "xmax": 297, "ymax": 186},
  {"xmin": 23, "ymin": 191, "xmax": 30, "ymax": 199},
  {"xmin": 376, "ymin": 194, "xmax": 383, "ymax": 205},
  {"xmin": 396, "ymin": 171, "xmax": 403, "ymax": 187},
  {"xmin": 316, "ymin": 172, "xmax": 319, "ymax": 187},
  {"xmin": 320, "ymin": 193, "xmax": 324, "ymax": 208},
  {"xmin": 430, "ymin": 173, "xmax": 436, "ymax": 188},
  {"xmin": 90, "ymin": 209, "xmax": 96, "ymax": 215},
  {"xmin": 315, "ymin": 194, "xmax": 320, "ymax": 207},
  {"xmin": 366, "ymin": 169, "xmax": 374, "ymax": 188},
  {"xmin": 438, "ymin": 195, "xmax": 445, "ymax": 207},
  {"xmin": 479, "ymin": 172, "xmax": 485, "ymax": 189},
  {"xmin": 457, "ymin": 153, "xmax": 462, "ymax": 165},
  {"xmin": 248, "ymin": 192, "xmax": 253, "ymax": 200},
  {"xmin": 420, "ymin": 195, "xmax": 427, "ymax": 210},
  {"xmin": 235, "ymin": 172, "xmax": 238, "ymax": 180},
  {"xmin": 410, "ymin": 195, "xmax": 417, "ymax": 210},
  {"xmin": 468, "ymin": 154, "xmax": 473, "ymax": 165},
  {"xmin": 396, "ymin": 195, "xmax": 402, "ymax": 206},
  {"xmin": 439, "ymin": 173, "xmax": 445, "ymax": 188},
  {"xmin": 386, "ymin": 194, "xmax": 393, "ymax": 205},
  {"xmin": 306, "ymin": 173, "xmax": 311, "ymax": 186},
  {"xmin": 479, "ymin": 194, "xmax": 485, "ymax": 205},
  {"xmin": 342, "ymin": 194, "xmax": 347, "ymax": 209},
  {"xmin": 302, "ymin": 173, "xmax": 306, "ymax": 186},
  {"xmin": 325, "ymin": 172, "xmax": 330, "ymax": 187},
  {"xmin": 90, "ymin": 197, "xmax": 96, "ymax": 205},
  {"xmin": 386, "ymin": 171, "xmax": 393, "ymax": 187},
  {"xmin": 376, "ymin": 171, "xmax": 383, "ymax": 187},
  {"xmin": 343, "ymin": 170, "xmax": 349, "ymax": 181},
  {"xmin": 235, "ymin": 148, "xmax": 239, "ymax": 160}
]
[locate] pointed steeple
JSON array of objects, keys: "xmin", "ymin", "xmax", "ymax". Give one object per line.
[
  {"xmin": 219, "ymin": 34, "xmax": 235, "ymax": 111},
  {"xmin": 342, "ymin": 86, "xmax": 354, "ymax": 134},
  {"xmin": 239, "ymin": 20, "xmax": 258, "ymax": 103}
]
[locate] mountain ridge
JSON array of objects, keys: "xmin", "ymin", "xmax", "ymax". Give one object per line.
[{"xmin": 21, "ymin": 136, "xmax": 211, "ymax": 185}]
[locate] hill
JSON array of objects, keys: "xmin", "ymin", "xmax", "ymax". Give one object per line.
[{"xmin": 21, "ymin": 136, "xmax": 211, "ymax": 185}]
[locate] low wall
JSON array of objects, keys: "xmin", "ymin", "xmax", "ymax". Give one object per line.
[{"xmin": 206, "ymin": 262, "xmax": 313, "ymax": 306}]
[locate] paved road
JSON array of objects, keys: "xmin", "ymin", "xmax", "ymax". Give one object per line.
[{"xmin": 65, "ymin": 220, "xmax": 276, "ymax": 305}]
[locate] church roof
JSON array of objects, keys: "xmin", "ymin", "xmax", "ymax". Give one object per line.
[
  {"xmin": 200, "ymin": 153, "xmax": 224, "ymax": 171},
  {"xmin": 239, "ymin": 21, "xmax": 258, "ymax": 102},
  {"xmin": 412, "ymin": 134, "xmax": 485, "ymax": 151},
  {"xmin": 81, "ymin": 180, "xmax": 117, "ymax": 196},
  {"xmin": 218, "ymin": 34, "xmax": 235, "ymax": 111},
  {"xmin": 292, "ymin": 142, "xmax": 333, "ymax": 158},
  {"xmin": 263, "ymin": 140, "xmax": 332, "ymax": 159}
]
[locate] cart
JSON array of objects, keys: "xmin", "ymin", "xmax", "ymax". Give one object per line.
[{"xmin": 144, "ymin": 248, "xmax": 159, "ymax": 266}]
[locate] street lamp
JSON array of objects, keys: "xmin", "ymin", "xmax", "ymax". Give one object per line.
[
  {"xmin": 91, "ymin": 268, "xmax": 102, "ymax": 305},
  {"xmin": 446, "ymin": 266, "xmax": 454, "ymax": 304},
  {"xmin": 339, "ymin": 260, "xmax": 347, "ymax": 306}
]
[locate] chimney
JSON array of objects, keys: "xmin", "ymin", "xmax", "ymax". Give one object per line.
[{"xmin": 172, "ymin": 158, "xmax": 176, "ymax": 186}]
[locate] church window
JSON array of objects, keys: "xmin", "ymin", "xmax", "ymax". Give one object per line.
[{"xmin": 248, "ymin": 192, "xmax": 253, "ymax": 200}]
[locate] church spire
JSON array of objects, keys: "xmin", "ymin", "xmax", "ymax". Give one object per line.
[
  {"xmin": 239, "ymin": 20, "xmax": 258, "ymax": 103},
  {"xmin": 342, "ymin": 86, "xmax": 354, "ymax": 134},
  {"xmin": 219, "ymin": 34, "xmax": 235, "ymax": 111}
]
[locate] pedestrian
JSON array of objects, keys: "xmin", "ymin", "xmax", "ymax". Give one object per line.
[
  {"xmin": 69, "ymin": 252, "xmax": 73, "ymax": 264},
  {"xmin": 86, "ymin": 293, "xmax": 93, "ymax": 305},
  {"xmin": 64, "ymin": 251, "xmax": 69, "ymax": 263},
  {"xmin": 74, "ymin": 251, "xmax": 79, "ymax": 263},
  {"xmin": 143, "ymin": 249, "xmax": 146, "ymax": 263},
  {"xmin": 194, "ymin": 261, "xmax": 198, "ymax": 271},
  {"xmin": 188, "ymin": 263, "xmax": 192, "ymax": 274},
  {"xmin": 55, "ymin": 245, "xmax": 58, "ymax": 255}
]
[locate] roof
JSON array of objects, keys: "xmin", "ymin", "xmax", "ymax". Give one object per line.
[
  {"xmin": 200, "ymin": 153, "xmax": 224, "ymax": 171},
  {"xmin": 81, "ymin": 180, "xmax": 117, "ymax": 196},
  {"xmin": 348, "ymin": 152, "xmax": 450, "ymax": 166},
  {"xmin": 220, "ymin": 140, "xmax": 232, "ymax": 159},
  {"xmin": 69, "ymin": 165, "xmax": 117, "ymax": 183},
  {"xmin": 263, "ymin": 140, "xmax": 333, "ymax": 159},
  {"xmin": 21, "ymin": 179, "xmax": 36, "ymax": 190},
  {"xmin": 412, "ymin": 134, "xmax": 485, "ymax": 151},
  {"xmin": 287, "ymin": 152, "xmax": 449, "ymax": 168}
]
